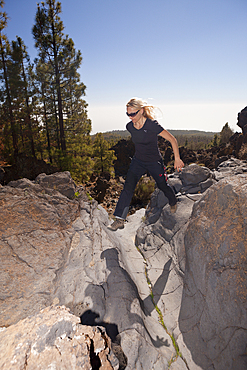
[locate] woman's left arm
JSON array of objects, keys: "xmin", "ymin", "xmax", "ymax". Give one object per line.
[{"xmin": 159, "ymin": 129, "xmax": 184, "ymax": 172}]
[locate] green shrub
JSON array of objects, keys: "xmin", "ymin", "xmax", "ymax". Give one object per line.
[{"xmin": 131, "ymin": 177, "xmax": 155, "ymax": 206}]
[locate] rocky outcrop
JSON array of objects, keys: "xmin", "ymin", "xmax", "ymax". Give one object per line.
[
  {"xmin": 0, "ymin": 171, "xmax": 176, "ymax": 369},
  {"xmin": 0, "ymin": 305, "xmax": 118, "ymax": 370},
  {"xmin": 136, "ymin": 159, "xmax": 247, "ymax": 369},
  {"xmin": 0, "ymin": 160, "xmax": 246, "ymax": 369},
  {"xmin": 213, "ymin": 157, "xmax": 247, "ymax": 180},
  {"xmin": 237, "ymin": 106, "xmax": 247, "ymax": 140},
  {"xmin": 179, "ymin": 174, "xmax": 247, "ymax": 370},
  {"xmin": 0, "ymin": 154, "xmax": 59, "ymax": 185},
  {"xmin": 145, "ymin": 163, "xmax": 216, "ymax": 224},
  {"xmin": 0, "ymin": 172, "xmax": 81, "ymax": 327}
]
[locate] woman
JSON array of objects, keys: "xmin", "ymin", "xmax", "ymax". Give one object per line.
[{"xmin": 108, "ymin": 98, "xmax": 184, "ymax": 231}]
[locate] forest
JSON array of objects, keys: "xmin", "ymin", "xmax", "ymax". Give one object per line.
[
  {"xmin": 0, "ymin": 0, "xmax": 117, "ymax": 182},
  {"xmin": 0, "ymin": 0, "xmax": 234, "ymax": 184}
]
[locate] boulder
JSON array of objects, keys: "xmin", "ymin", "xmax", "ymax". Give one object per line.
[
  {"xmin": 35, "ymin": 171, "xmax": 77, "ymax": 199},
  {"xmin": 0, "ymin": 174, "xmax": 80, "ymax": 327},
  {"xmin": 179, "ymin": 175, "xmax": 247, "ymax": 370},
  {"xmin": 146, "ymin": 164, "xmax": 216, "ymax": 224},
  {"xmin": 179, "ymin": 163, "xmax": 212, "ymax": 186},
  {"xmin": 0, "ymin": 305, "xmax": 118, "ymax": 370},
  {"xmin": 215, "ymin": 155, "xmax": 228, "ymax": 168}
]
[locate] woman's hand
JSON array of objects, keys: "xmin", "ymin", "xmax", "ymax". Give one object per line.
[
  {"xmin": 158, "ymin": 130, "xmax": 185, "ymax": 172},
  {"xmin": 174, "ymin": 158, "xmax": 184, "ymax": 172}
]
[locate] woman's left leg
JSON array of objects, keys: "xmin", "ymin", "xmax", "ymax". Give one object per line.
[{"xmin": 147, "ymin": 160, "xmax": 177, "ymax": 206}]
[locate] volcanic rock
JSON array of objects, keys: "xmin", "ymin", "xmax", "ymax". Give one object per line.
[
  {"xmin": 1, "ymin": 154, "xmax": 58, "ymax": 185},
  {"xmin": 237, "ymin": 106, "xmax": 247, "ymax": 139}
]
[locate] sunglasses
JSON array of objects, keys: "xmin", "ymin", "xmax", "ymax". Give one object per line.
[{"xmin": 126, "ymin": 110, "xmax": 140, "ymax": 117}]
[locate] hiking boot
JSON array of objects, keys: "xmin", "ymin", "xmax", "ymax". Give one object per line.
[
  {"xmin": 107, "ymin": 218, "xmax": 125, "ymax": 231},
  {"xmin": 170, "ymin": 203, "xmax": 177, "ymax": 213}
]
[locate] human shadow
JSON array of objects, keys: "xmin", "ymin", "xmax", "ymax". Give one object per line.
[
  {"xmin": 81, "ymin": 248, "xmax": 172, "ymax": 358},
  {"xmin": 81, "ymin": 310, "xmax": 119, "ymax": 342},
  {"xmin": 80, "ymin": 309, "xmax": 127, "ymax": 370}
]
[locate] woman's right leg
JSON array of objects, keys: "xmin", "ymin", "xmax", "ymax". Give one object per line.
[{"xmin": 113, "ymin": 158, "xmax": 146, "ymax": 219}]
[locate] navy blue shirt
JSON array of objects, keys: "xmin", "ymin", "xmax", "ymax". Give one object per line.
[{"xmin": 126, "ymin": 118, "xmax": 164, "ymax": 162}]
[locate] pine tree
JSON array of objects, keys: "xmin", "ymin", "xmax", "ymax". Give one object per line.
[
  {"xmin": 220, "ymin": 123, "xmax": 233, "ymax": 144},
  {"xmin": 13, "ymin": 37, "xmax": 36, "ymax": 158},
  {"xmin": 212, "ymin": 133, "xmax": 219, "ymax": 147},
  {"xmin": 92, "ymin": 133, "xmax": 116, "ymax": 175},
  {"xmin": 32, "ymin": 0, "xmax": 89, "ymax": 154},
  {"xmin": 33, "ymin": 57, "xmax": 58, "ymax": 162},
  {"xmin": 0, "ymin": 1, "xmax": 19, "ymax": 158}
]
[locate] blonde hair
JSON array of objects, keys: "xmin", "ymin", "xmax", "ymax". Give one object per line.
[{"xmin": 126, "ymin": 97, "xmax": 156, "ymax": 120}]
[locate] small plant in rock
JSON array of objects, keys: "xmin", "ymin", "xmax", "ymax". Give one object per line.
[{"xmin": 86, "ymin": 192, "xmax": 93, "ymax": 202}]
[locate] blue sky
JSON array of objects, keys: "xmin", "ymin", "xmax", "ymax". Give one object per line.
[{"xmin": 4, "ymin": 0, "xmax": 247, "ymax": 134}]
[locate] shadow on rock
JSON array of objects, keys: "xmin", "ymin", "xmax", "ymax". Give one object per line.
[
  {"xmin": 78, "ymin": 247, "xmax": 171, "ymax": 368},
  {"xmin": 101, "ymin": 248, "xmax": 171, "ymax": 348},
  {"xmin": 143, "ymin": 258, "xmax": 172, "ymax": 315}
]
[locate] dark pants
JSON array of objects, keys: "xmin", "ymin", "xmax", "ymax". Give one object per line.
[{"xmin": 114, "ymin": 157, "xmax": 177, "ymax": 219}]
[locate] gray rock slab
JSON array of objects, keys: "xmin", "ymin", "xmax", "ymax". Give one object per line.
[
  {"xmin": 179, "ymin": 163, "xmax": 212, "ymax": 185},
  {"xmin": 179, "ymin": 174, "xmax": 247, "ymax": 370},
  {"xmin": 35, "ymin": 171, "xmax": 77, "ymax": 199},
  {"xmin": 135, "ymin": 196, "xmax": 198, "ymax": 369},
  {"xmin": 55, "ymin": 204, "xmax": 176, "ymax": 369}
]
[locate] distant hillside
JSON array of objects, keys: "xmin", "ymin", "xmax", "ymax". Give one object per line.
[
  {"xmin": 91, "ymin": 130, "xmax": 131, "ymax": 142},
  {"xmin": 167, "ymin": 129, "xmax": 218, "ymax": 137},
  {"xmin": 168, "ymin": 130, "xmax": 218, "ymax": 149},
  {"xmin": 91, "ymin": 129, "xmax": 218, "ymax": 149}
]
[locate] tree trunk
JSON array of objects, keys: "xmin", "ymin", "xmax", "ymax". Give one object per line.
[
  {"xmin": 0, "ymin": 35, "xmax": 18, "ymax": 157},
  {"xmin": 41, "ymin": 83, "xmax": 52, "ymax": 163},
  {"xmin": 50, "ymin": 7, "xmax": 66, "ymax": 152},
  {"xmin": 21, "ymin": 59, "xmax": 36, "ymax": 158}
]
